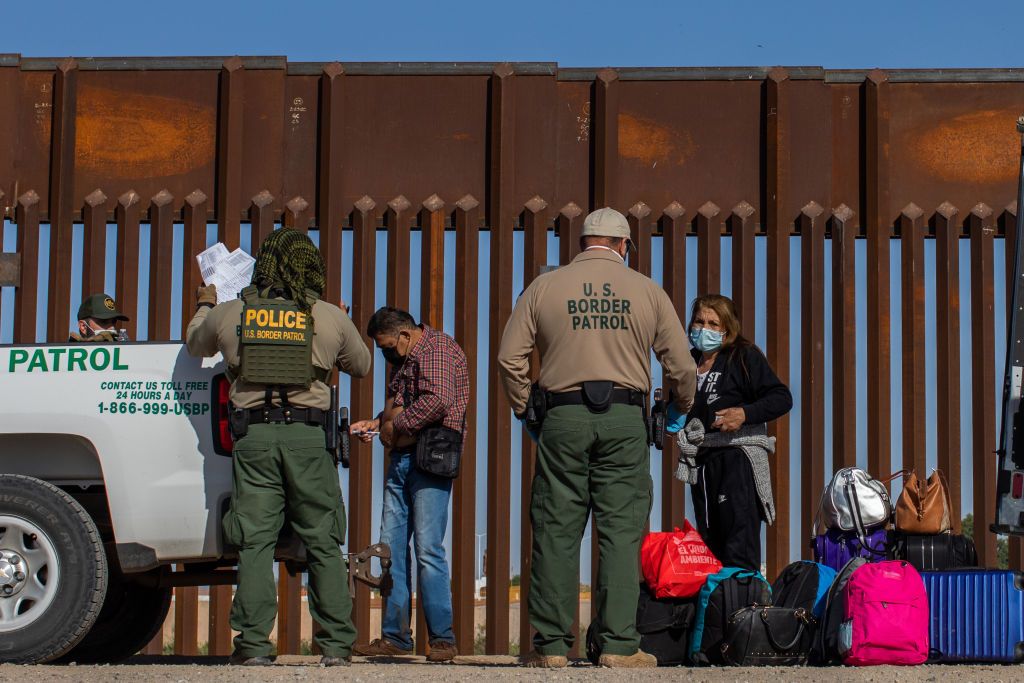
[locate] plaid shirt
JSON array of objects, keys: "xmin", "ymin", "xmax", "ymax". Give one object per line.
[{"xmin": 389, "ymin": 326, "xmax": 470, "ymax": 436}]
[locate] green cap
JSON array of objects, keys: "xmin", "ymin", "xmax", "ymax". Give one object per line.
[{"xmin": 77, "ymin": 293, "xmax": 129, "ymax": 322}]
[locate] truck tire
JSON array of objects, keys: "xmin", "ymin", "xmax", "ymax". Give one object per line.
[
  {"xmin": 59, "ymin": 572, "xmax": 171, "ymax": 663},
  {"xmin": 0, "ymin": 474, "xmax": 107, "ymax": 663}
]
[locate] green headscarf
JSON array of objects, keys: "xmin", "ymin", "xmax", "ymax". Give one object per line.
[{"xmin": 252, "ymin": 228, "xmax": 326, "ymax": 311}]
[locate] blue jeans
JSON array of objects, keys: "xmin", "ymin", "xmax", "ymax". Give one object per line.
[{"xmin": 379, "ymin": 452, "xmax": 455, "ymax": 648}]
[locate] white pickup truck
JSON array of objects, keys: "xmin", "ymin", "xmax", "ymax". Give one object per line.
[{"xmin": 0, "ymin": 342, "xmax": 241, "ymax": 663}]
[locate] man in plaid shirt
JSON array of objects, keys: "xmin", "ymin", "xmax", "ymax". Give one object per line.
[{"xmin": 350, "ymin": 307, "xmax": 469, "ymax": 662}]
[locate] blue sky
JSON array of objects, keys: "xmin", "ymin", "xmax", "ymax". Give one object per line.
[
  {"xmin": 2, "ymin": 0, "xmax": 1022, "ymax": 582},
  {"xmin": 5, "ymin": 0, "xmax": 1020, "ymax": 69}
]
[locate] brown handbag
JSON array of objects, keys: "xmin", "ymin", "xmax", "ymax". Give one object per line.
[{"xmin": 895, "ymin": 469, "xmax": 952, "ymax": 534}]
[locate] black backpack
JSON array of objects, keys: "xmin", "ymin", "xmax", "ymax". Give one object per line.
[
  {"xmin": 810, "ymin": 556, "xmax": 867, "ymax": 665},
  {"xmin": 772, "ymin": 560, "xmax": 837, "ymax": 619},
  {"xmin": 587, "ymin": 584, "xmax": 695, "ymax": 666},
  {"xmin": 691, "ymin": 569, "xmax": 772, "ymax": 665}
]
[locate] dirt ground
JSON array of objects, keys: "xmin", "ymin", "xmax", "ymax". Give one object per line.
[
  {"xmin": 158, "ymin": 596, "xmax": 543, "ymax": 652},
  {"xmin": 0, "ymin": 656, "xmax": 1021, "ymax": 682}
]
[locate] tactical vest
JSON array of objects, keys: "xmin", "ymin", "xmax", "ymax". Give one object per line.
[{"xmin": 238, "ymin": 285, "xmax": 317, "ymax": 388}]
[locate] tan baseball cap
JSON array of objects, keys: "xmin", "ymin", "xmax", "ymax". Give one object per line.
[{"xmin": 581, "ymin": 207, "xmax": 635, "ymax": 252}]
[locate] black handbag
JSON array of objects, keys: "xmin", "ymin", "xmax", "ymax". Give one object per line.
[
  {"xmin": 720, "ymin": 606, "xmax": 816, "ymax": 666},
  {"xmin": 414, "ymin": 424, "xmax": 463, "ymax": 478}
]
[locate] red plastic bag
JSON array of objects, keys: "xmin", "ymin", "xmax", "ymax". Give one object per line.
[{"xmin": 640, "ymin": 521, "xmax": 723, "ymax": 599}]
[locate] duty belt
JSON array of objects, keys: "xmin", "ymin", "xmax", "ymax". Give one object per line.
[
  {"xmin": 546, "ymin": 387, "xmax": 644, "ymax": 409},
  {"xmin": 244, "ymin": 406, "xmax": 327, "ymax": 426}
]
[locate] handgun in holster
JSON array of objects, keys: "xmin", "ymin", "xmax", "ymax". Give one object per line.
[
  {"xmin": 228, "ymin": 402, "xmax": 249, "ymax": 440},
  {"xmin": 525, "ymin": 382, "xmax": 548, "ymax": 433},
  {"xmin": 648, "ymin": 388, "xmax": 667, "ymax": 450},
  {"xmin": 325, "ymin": 385, "xmax": 351, "ymax": 468}
]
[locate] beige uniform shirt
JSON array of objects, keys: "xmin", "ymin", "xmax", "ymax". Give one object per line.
[
  {"xmin": 186, "ymin": 298, "xmax": 372, "ymax": 409},
  {"xmin": 497, "ymin": 248, "xmax": 696, "ymax": 415}
]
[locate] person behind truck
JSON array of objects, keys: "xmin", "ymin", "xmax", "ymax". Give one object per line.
[
  {"xmin": 185, "ymin": 228, "xmax": 371, "ymax": 667},
  {"xmin": 674, "ymin": 294, "xmax": 792, "ymax": 571},
  {"xmin": 496, "ymin": 207, "xmax": 697, "ymax": 669},
  {"xmin": 349, "ymin": 306, "xmax": 469, "ymax": 663},
  {"xmin": 70, "ymin": 293, "xmax": 129, "ymax": 342}
]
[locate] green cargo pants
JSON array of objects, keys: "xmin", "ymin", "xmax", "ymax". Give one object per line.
[
  {"xmin": 222, "ymin": 422, "xmax": 355, "ymax": 658},
  {"xmin": 528, "ymin": 403, "xmax": 652, "ymax": 656}
]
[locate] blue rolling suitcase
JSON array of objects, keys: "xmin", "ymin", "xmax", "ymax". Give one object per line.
[{"xmin": 921, "ymin": 569, "xmax": 1024, "ymax": 663}]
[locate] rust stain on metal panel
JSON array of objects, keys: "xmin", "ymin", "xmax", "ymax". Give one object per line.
[
  {"xmin": 54, "ymin": 85, "xmax": 216, "ymax": 178},
  {"xmin": 617, "ymin": 112, "xmax": 696, "ymax": 167},
  {"xmin": 910, "ymin": 108, "xmax": 1018, "ymax": 184},
  {"xmin": 0, "ymin": 253, "xmax": 20, "ymax": 287}
]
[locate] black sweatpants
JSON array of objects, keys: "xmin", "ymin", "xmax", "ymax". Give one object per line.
[{"xmin": 690, "ymin": 447, "xmax": 762, "ymax": 571}]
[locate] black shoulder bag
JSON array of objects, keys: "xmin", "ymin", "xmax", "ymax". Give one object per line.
[{"xmin": 414, "ymin": 424, "xmax": 464, "ymax": 479}]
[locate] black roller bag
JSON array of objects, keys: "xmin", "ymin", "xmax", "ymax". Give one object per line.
[
  {"xmin": 892, "ymin": 533, "xmax": 978, "ymax": 572},
  {"xmin": 587, "ymin": 584, "xmax": 695, "ymax": 666}
]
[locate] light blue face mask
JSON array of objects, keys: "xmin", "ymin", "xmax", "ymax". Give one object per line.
[{"xmin": 689, "ymin": 326, "xmax": 723, "ymax": 353}]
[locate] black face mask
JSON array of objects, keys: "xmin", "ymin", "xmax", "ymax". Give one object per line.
[
  {"xmin": 381, "ymin": 332, "xmax": 411, "ymax": 366},
  {"xmin": 382, "ymin": 347, "xmax": 404, "ymax": 366},
  {"xmin": 380, "ymin": 331, "xmax": 411, "ymax": 368}
]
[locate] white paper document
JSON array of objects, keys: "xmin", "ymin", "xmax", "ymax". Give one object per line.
[{"xmin": 196, "ymin": 242, "xmax": 256, "ymax": 304}]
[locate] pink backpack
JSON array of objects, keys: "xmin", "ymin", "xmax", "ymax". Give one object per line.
[{"xmin": 839, "ymin": 560, "xmax": 929, "ymax": 666}]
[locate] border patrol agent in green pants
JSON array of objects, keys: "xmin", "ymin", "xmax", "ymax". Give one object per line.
[
  {"xmin": 186, "ymin": 228, "xmax": 371, "ymax": 666},
  {"xmin": 498, "ymin": 208, "xmax": 696, "ymax": 668}
]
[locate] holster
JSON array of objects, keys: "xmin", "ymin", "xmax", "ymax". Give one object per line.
[
  {"xmin": 228, "ymin": 403, "xmax": 248, "ymax": 440},
  {"xmin": 525, "ymin": 382, "xmax": 547, "ymax": 433},
  {"xmin": 325, "ymin": 385, "xmax": 340, "ymax": 465},
  {"xmin": 649, "ymin": 388, "xmax": 667, "ymax": 450},
  {"xmin": 325, "ymin": 386, "xmax": 351, "ymax": 468},
  {"xmin": 581, "ymin": 380, "xmax": 614, "ymax": 413}
]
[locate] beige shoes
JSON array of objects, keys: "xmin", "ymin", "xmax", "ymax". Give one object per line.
[
  {"xmin": 598, "ymin": 649, "xmax": 658, "ymax": 668},
  {"xmin": 521, "ymin": 647, "xmax": 656, "ymax": 668},
  {"xmin": 520, "ymin": 651, "xmax": 569, "ymax": 668}
]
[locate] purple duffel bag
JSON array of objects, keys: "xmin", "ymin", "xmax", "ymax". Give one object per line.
[{"xmin": 810, "ymin": 528, "xmax": 891, "ymax": 571}]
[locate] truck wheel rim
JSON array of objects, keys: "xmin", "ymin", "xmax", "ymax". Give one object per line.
[{"xmin": 0, "ymin": 515, "xmax": 60, "ymax": 632}]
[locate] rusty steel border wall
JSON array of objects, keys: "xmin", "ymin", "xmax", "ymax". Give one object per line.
[{"xmin": 2, "ymin": 56, "xmax": 1024, "ymax": 656}]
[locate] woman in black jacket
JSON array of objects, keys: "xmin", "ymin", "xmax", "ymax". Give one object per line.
[{"xmin": 680, "ymin": 294, "xmax": 792, "ymax": 570}]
